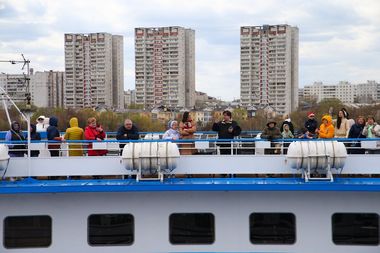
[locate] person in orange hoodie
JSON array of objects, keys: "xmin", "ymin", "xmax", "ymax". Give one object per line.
[{"xmin": 317, "ymin": 115, "xmax": 335, "ymax": 139}]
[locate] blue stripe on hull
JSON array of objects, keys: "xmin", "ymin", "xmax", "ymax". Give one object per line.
[{"xmin": 1, "ymin": 177, "xmax": 380, "ymax": 194}]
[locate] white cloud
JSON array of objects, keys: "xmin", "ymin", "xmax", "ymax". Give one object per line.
[{"xmin": 0, "ymin": 0, "xmax": 379, "ymax": 100}]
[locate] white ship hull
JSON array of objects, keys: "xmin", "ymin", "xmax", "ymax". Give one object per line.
[{"xmin": 0, "ymin": 190, "xmax": 379, "ymax": 253}]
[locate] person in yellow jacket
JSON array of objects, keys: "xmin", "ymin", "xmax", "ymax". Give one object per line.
[
  {"xmin": 317, "ymin": 115, "xmax": 335, "ymax": 139},
  {"xmin": 64, "ymin": 117, "xmax": 84, "ymax": 156}
]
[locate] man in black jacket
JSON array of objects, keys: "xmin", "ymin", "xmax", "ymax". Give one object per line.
[
  {"xmin": 212, "ymin": 110, "xmax": 242, "ymax": 155},
  {"xmin": 116, "ymin": 119, "xmax": 139, "ymax": 154}
]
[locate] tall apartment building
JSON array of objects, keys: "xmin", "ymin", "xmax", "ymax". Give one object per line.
[
  {"xmin": 240, "ymin": 24, "xmax": 299, "ymax": 115},
  {"xmin": 1, "ymin": 71, "xmax": 65, "ymax": 108},
  {"xmin": 124, "ymin": 89, "xmax": 136, "ymax": 108},
  {"xmin": 134, "ymin": 26, "xmax": 195, "ymax": 109},
  {"xmin": 0, "ymin": 74, "xmax": 27, "ymax": 104},
  {"xmin": 30, "ymin": 71, "xmax": 65, "ymax": 108},
  {"xmin": 64, "ymin": 33, "xmax": 124, "ymax": 110},
  {"xmin": 303, "ymin": 81, "xmax": 355, "ymax": 103}
]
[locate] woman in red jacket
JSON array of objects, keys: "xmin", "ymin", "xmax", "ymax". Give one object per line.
[{"xmin": 84, "ymin": 117, "xmax": 107, "ymax": 156}]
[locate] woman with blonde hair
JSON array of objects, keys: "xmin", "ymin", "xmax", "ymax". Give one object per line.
[{"xmin": 84, "ymin": 117, "xmax": 107, "ymax": 156}]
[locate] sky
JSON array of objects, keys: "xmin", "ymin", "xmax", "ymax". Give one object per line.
[{"xmin": 0, "ymin": 0, "xmax": 379, "ymax": 101}]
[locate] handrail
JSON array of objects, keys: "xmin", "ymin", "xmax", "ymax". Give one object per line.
[{"xmin": 0, "ymin": 137, "xmax": 379, "ymax": 144}]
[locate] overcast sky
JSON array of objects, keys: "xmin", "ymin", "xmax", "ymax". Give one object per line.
[{"xmin": 0, "ymin": 0, "xmax": 379, "ymax": 101}]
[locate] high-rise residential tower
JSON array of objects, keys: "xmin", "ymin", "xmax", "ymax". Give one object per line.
[
  {"xmin": 134, "ymin": 26, "xmax": 195, "ymax": 109},
  {"xmin": 64, "ymin": 33, "xmax": 124, "ymax": 110},
  {"xmin": 240, "ymin": 24, "xmax": 299, "ymax": 115}
]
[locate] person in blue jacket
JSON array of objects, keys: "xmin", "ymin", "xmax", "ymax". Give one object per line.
[{"xmin": 46, "ymin": 117, "xmax": 62, "ymax": 157}]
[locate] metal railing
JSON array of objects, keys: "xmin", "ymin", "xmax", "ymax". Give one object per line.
[{"xmin": 1, "ymin": 137, "xmax": 379, "ymax": 157}]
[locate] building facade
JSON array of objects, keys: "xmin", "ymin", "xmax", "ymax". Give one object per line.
[
  {"xmin": 356, "ymin": 80, "xmax": 380, "ymax": 103},
  {"xmin": 30, "ymin": 71, "xmax": 65, "ymax": 108},
  {"xmin": 0, "ymin": 74, "xmax": 27, "ymax": 105},
  {"xmin": 134, "ymin": 26, "xmax": 195, "ymax": 109},
  {"xmin": 124, "ymin": 89, "xmax": 136, "ymax": 108},
  {"xmin": 240, "ymin": 24, "xmax": 299, "ymax": 115},
  {"xmin": 303, "ymin": 81, "xmax": 355, "ymax": 104},
  {"xmin": 64, "ymin": 33, "xmax": 124, "ymax": 110}
]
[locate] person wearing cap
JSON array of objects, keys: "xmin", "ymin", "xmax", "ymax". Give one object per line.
[
  {"xmin": 318, "ymin": 115, "xmax": 335, "ymax": 139},
  {"xmin": 334, "ymin": 109, "xmax": 350, "ymax": 138},
  {"xmin": 36, "ymin": 115, "xmax": 49, "ymax": 133},
  {"xmin": 304, "ymin": 112, "xmax": 318, "ymax": 137},
  {"xmin": 261, "ymin": 120, "xmax": 281, "ymax": 140},
  {"xmin": 261, "ymin": 120, "xmax": 282, "ymax": 154}
]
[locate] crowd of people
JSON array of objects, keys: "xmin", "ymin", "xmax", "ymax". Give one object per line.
[{"xmin": 3, "ymin": 108, "xmax": 380, "ymax": 157}]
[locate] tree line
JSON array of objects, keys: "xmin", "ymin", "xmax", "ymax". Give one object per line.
[{"xmin": 1, "ymin": 99, "xmax": 380, "ymax": 132}]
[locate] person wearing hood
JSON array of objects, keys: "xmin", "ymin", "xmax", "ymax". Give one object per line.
[
  {"xmin": 116, "ymin": 119, "xmax": 139, "ymax": 154},
  {"xmin": 317, "ymin": 115, "xmax": 335, "ymax": 139},
  {"xmin": 30, "ymin": 124, "xmax": 41, "ymax": 157},
  {"xmin": 36, "ymin": 115, "xmax": 49, "ymax": 133},
  {"xmin": 281, "ymin": 122, "xmax": 294, "ymax": 139},
  {"xmin": 5, "ymin": 121, "xmax": 26, "ymax": 157},
  {"xmin": 64, "ymin": 117, "xmax": 84, "ymax": 156},
  {"xmin": 304, "ymin": 112, "xmax": 318, "ymax": 137},
  {"xmin": 163, "ymin": 120, "xmax": 180, "ymax": 140},
  {"xmin": 347, "ymin": 116, "xmax": 366, "ymax": 154},
  {"xmin": 212, "ymin": 110, "xmax": 242, "ymax": 155},
  {"xmin": 47, "ymin": 116, "xmax": 62, "ymax": 157},
  {"xmin": 280, "ymin": 114, "xmax": 294, "ymax": 135}
]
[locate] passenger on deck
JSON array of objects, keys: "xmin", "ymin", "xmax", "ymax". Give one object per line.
[
  {"xmin": 163, "ymin": 120, "xmax": 180, "ymax": 140},
  {"xmin": 179, "ymin": 111, "xmax": 197, "ymax": 155},
  {"xmin": 116, "ymin": 119, "xmax": 139, "ymax": 154},
  {"xmin": 317, "ymin": 115, "xmax": 334, "ymax": 139},
  {"xmin": 334, "ymin": 109, "xmax": 350, "ymax": 138},
  {"xmin": 5, "ymin": 121, "xmax": 26, "ymax": 157},
  {"xmin": 85, "ymin": 117, "xmax": 107, "ymax": 156},
  {"xmin": 347, "ymin": 116, "xmax": 366, "ymax": 154},
  {"xmin": 362, "ymin": 116, "xmax": 380, "ymax": 154},
  {"xmin": 47, "ymin": 117, "xmax": 62, "ymax": 157},
  {"xmin": 281, "ymin": 122, "xmax": 294, "ymax": 139},
  {"xmin": 298, "ymin": 128, "xmax": 313, "ymax": 139},
  {"xmin": 261, "ymin": 120, "xmax": 281, "ymax": 154},
  {"xmin": 30, "ymin": 124, "xmax": 41, "ymax": 157},
  {"xmin": 36, "ymin": 115, "xmax": 49, "ymax": 133},
  {"xmin": 64, "ymin": 117, "xmax": 84, "ymax": 156},
  {"xmin": 280, "ymin": 114, "xmax": 295, "ymax": 136},
  {"xmin": 212, "ymin": 110, "xmax": 242, "ymax": 155},
  {"xmin": 342, "ymin": 108, "xmax": 355, "ymax": 129},
  {"xmin": 304, "ymin": 112, "xmax": 318, "ymax": 138}
]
